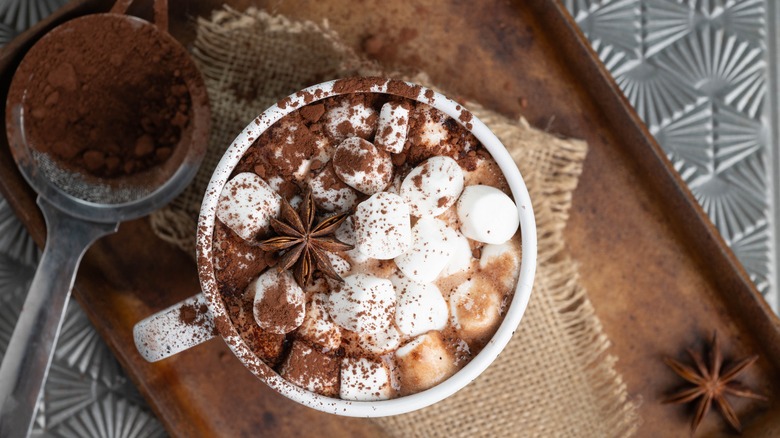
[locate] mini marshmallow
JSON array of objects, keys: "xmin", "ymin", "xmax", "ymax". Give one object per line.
[
  {"xmin": 394, "ymin": 218, "xmax": 452, "ymax": 283},
  {"xmin": 440, "ymin": 226, "xmax": 473, "ymax": 277},
  {"xmin": 279, "ymin": 340, "xmax": 339, "ymax": 397},
  {"xmin": 480, "ymin": 241, "xmax": 521, "ymax": 290},
  {"xmin": 326, "ymin": 252, "xmax": 351, "ymax": 277},
  {"xmin": 449, "ymin": 279, "xmax": 502, "ymax": 343},
  {"xmin": 401, "ymin": 156, "xmax": 464, "ymax": 217},
  {"xmin": 354, "ymin": 192, "xmax": 412, "ymax": 260},
  {"xmin": 251, "ymin": 269, "xmax": 305, "ymax": 334},
  {"xmin": 340, "ymin": 357, "xmax": 393, "ymax": 401},
  {"xmin": 357, "ymin": 325, "xmax": 402, "ymax": 355},
  {"xmin": 328, "ymin": 274, "xmax": 396, "ymax": 335},
  {"xmin": 391, "ymin": 275, "xmax": 448, "ymax": 338},
  {"xmin": 375, "ymin": 101, "xmax": 411, "ymax": 154},
  {"xmin": 457, "ymin": 185, "xmax": 520, "ymax": 244},
  {"xmin": 395, "ymin": 331, "xmax": 457, "ymax": 395},
  {"xmin": 412, "ymin": 106, "xmax": 449, "ymax": 151},
  {"xmin": 216, "ymin": 173, "xmax": 281, "ymax": 241},
  {"xmin": 296, "ymin": 293, "xmax": 342, "ymax": 351},
  {"xmin": 308, "ymin": 163, "xmax": 358, "ymax": 213},
  {"xmin": 332, "ymin": 137, "xmax": 393, "ymax": 195},
  {"xmin": 335, "ymin": 216, "xmax": 370, "ymax": 264},
  {"xmin": 324, "ymin": 99, "xmax": 377, "ymax": 141}
]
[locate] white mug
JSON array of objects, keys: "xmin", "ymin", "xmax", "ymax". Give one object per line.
[{"xmin": 133, "ymin": 78, "xmax": 537, "ymax": 417}]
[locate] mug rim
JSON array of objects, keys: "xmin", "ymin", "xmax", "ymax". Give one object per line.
[{"xmin": 196, "ymin": 78, "xmax": 537, "ymax": 417}]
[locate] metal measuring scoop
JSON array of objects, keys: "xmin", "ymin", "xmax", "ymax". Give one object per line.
[{"xmin": 0, "ymin": 0, "xmax": 209, "ymax": 435}]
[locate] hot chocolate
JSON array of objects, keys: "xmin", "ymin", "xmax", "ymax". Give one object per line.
[{"xmin": 212, "ymin": 89, "xmax": 522, "ymax": 400}]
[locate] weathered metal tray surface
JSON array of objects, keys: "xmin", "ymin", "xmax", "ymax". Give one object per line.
[{"xmin": 0, "ymin": 0, "xmax": 778, "ymax": 437}]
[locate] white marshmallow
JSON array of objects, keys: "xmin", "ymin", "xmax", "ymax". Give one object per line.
[
  {"xmin": 479, "ymin": 241, "xmax": 521, "ymax": 292},
  {"xmin": 413, "ymin": 106, "xmax": 450, "ymax": 151},
  {"xmin": 391, "ymin": 275, "xmax": 448, "ymax": 338},
  {"xmin": 449, "ymin": 279, "xmax": 502, "ymax": 343},
  {"xmin": 440, "ymin": 226, "xmax": 473, "ymax": 277},
  {"xmin": 296, "ymin": 293, "xmax": 342, "ymax": 352},
  {"xmin": 340, "ymin": 357, "xmax": 393, "ymax": 401},
  {"xmin": 357, "ymin": 325, "xmax": 402, "ymax": 355},
  {"xmin": 354, "ymin": 192, "xmax": 412, "ymax": 260},
  {"xmin": 328, "ymin": 274, "xmax": 396, "ymax": 335},
  {"xmin": 335, "ymin": 216, "xmax": 370, "ymax": 263},
  {"xmin": 308, "ymin": 164, "xmax": 358, "ymax": 213},
  {"xmin": 375, "ymin": 101, "xmax": 410, "ymax": 154},
  {"xmin": 394, "ymin": 218, "xmax": 452, "ymax": 283},
  {"xmin": 265, "ymin": 175, "xmax": 286, "ymax": 193},
  {"xmin": 457, "ymin": 185, "xmax": 520, "ymax": 244},
  {"xmin": 216, "ymin": 173, "xmax": 281, "ymax": 241},
  {"xmin": 395, "ymin": 331, "xmax": 457, "ymax": 395},
  {"xmin": 324, "ymin": 100, "xmax": 377, "ymax": 141},
  {"xmin": 401, "ymin": 156, "xmax": 464, "ymax": 217},
  {"xmin": 332, "ymin": 137, "xmax": 393, "ymax": 195},
  {"xmin": 326, "ymin": 252, "xmax": 351, "ymax": 277},
  {"xmin": 251, "ymin": 269, "xmax": 305, "ymax": 334}
]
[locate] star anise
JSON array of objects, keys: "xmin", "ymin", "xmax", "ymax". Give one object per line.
[
  {"xmin": 663, "ymin": 331, "xmax": 767, "ymax": 434},
  {"xmin": 258, "ymin": 189, "xmax": 353, "ymax": 287}
]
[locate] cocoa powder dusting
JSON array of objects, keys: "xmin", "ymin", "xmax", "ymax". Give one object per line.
[
  {"xmin": 15, "ymin": 15, "xmax": 192, "ymax": 178},
  {"xmin": 254, "ymin": 273, "xmax": 301, "ymax": 331}
]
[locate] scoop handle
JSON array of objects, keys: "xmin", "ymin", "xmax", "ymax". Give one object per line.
[
  {"xmin": 0, "ymin": 197, "xmax": 118, "ymax": 437},
  {"xmin": 111, "ymin": 0, "xmax": 168, "ymax": 31}
]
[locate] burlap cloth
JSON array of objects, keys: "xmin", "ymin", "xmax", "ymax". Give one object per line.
[{"xmin": 150, "ymin": 8, "xmax": 639, "ymax": 437}]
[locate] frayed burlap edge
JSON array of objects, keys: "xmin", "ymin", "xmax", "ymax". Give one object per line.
[{"xmin": 150, "ymin": 8, "xmax": 639, "ymax": 437}]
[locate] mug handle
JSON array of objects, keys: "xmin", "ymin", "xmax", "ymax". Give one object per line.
[{"xmin": 133, "ymin": 293, "xmax": 217, "ymax": 362}]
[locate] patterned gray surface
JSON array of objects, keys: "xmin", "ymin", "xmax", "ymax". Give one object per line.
[
  {"xmin": 564, "ymin": 0, "xmax": 777, "ymax": 311},
  {"xmin": 0, "ymin": 1, "xmax": 776, "ymax": 437},
  {"xmin": 0, "ymin": 197, "xmax": 166, "ymax": 438}
]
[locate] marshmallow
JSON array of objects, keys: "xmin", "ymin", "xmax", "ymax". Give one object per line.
[
  {"xmin": 265, "ymin": 119, "xmax": 331, "ymax": 182},
  {"xmin": 400, "ymin": 156, "xmax": 464, "ymax": 217},
  {"xmin": 216, "ymin": 172, "xmax": 281, "ymax": 241},
  {"xmin": 251, "ymin": 269, "xmax": 305, "ymax": 334},
  {"xmin": 324, "ymin": 99, "xmax": 377, "ymax": 141},
  {"xmin": 394, "ymin": 218, "xmax": 452, "ymax": 283},
  {"xmin": 354, "ymin": 192, "xmax": 412, "ymax": 260},
  {"xmin": 357, "ymin": 325, "xmax": 402, "ymax": 355},
  {"xmin": 296, "ymin": 293, "xmax": 342, "ymax": 351},
  {"xmin": 335, "ymin": 216, "xmax": 370, "ymax": 263},
  {"xmin": 480, "ymin": 241, "xmax": 521, "ymax": 291},
  {"xmin": 412, "ymin": 106, "xmax": 449, "ymax": 151},
  {"xmin": 340, "ymin": 357, "xmax": 393, "ymax": 401},
  {"xmin": 391, "ymin": 275, "xmax": 448, "ymax": 338},
  {"xmin": 279, "ymin": 340, "xmax": 339, "ymax": 397},
  {"xmin": 457, "ymin": 185, "xmax": 520, "ymax": 244},
  {"xmin": 440, "ymin": 226, "xmax": 473, "ymax": 277},
  {"xmin": 449, "ymin": 279, "xmax": 502, "ymax": 343},
  {"xmin": 395, "ymin": 331, "xmax": 457, "ymax": 395},
  {"xmin": 332, "ymin": 137, "xmax": 393, "ymax": 195},
  {"xmin": 326, "ymin": 252, "xmax": 351, "ymax": 277},
  {"xmin": 328, "ymin": 274, "xmax": 396, "ymax": 335},
  {"xmin": 308, "ymin": 163, "xmax": 358, "ymax": 213},
  {"xmin": 375, "ymin": 101, "xmax": 411, "ymax": 154}
]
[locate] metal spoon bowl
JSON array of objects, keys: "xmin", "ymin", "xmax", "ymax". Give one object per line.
[{"xmin": 0, "ymin": 0, "xmax": 209, "ymax": 435}]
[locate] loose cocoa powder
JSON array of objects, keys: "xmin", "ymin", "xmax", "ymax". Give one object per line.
[{"xmin": 15, "ymin": 14, "xmax": 192, "ymax": 178}]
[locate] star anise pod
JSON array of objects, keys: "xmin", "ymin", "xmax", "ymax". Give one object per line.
[
  {"xmin": 663, "ymin": 331, "xmax": 767, "ymax": 434},
  {"xmin": 258, "ymin": 189, "xmax": 353, "ymax": 287}
]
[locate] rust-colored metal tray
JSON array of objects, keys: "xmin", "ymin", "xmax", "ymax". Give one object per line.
[{"xmin": 1, "ymin": 0, "xmax": 778, "ymax": 436}]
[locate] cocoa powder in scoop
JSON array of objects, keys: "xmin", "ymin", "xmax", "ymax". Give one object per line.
[{"xmin": 16, "ymin": 14, "xmax": 192, "ymax": 178}]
